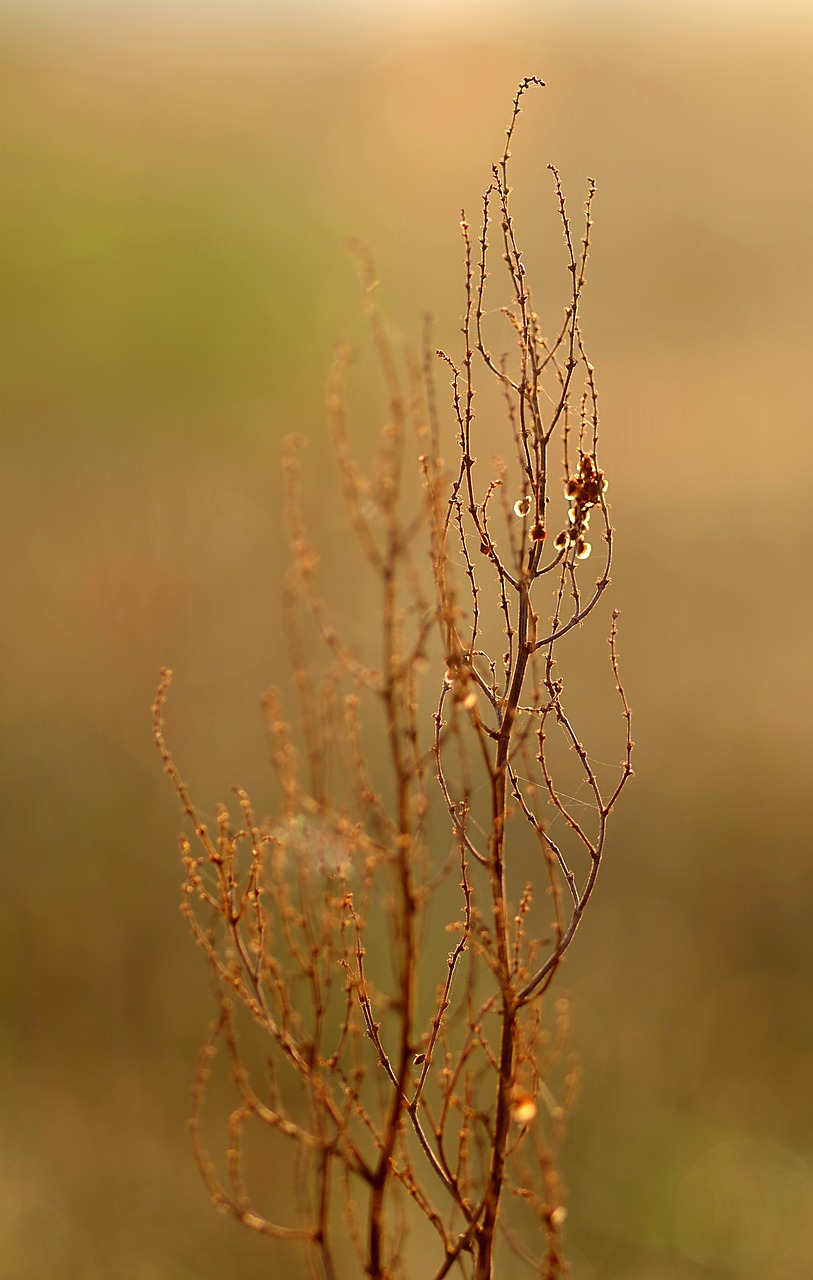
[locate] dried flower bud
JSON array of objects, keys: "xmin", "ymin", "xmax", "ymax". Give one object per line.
[
  {"xmin": 554, "ymin": 530, "xmax": 570, "ymax": 551},
  {"xmin": 513, "ymin": 496, "xmax": 531, "ymax": 518},
  {"xmin": 529, "ymin": 522, "xmax": 546, "ymax": 542},
  {"xmin": 565, "ymin": 477, "xmax": 580, "ymax": 499},
  {"xmin": 511, "ymin": 1088, "xmax": 537, "ymax": 1124},
  {"xmin": 576, "ymin": 538, "xmax": 591, "ymax": 560}
]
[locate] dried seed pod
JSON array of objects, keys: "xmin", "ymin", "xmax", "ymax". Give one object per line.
[
  {"xmin": 554, "ymin": 530, "xmax": 571, "ymax": 551},
  {"xmin": 576, "ymin": 538, "xmax": 592, "ymax": 560},
  {"xmin": 513, "ymin": 496, "xmax": 532, "ymax": 518},
  {"xmin": 511, "ymin": 1089, "xmax": 537, "ymax": 1124},
  {"xmin": 529, "ymin": 522, "xmax": 546, "ymax": 542}
]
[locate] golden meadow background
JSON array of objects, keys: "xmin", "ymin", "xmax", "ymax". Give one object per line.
[{"xmin": 3, "ymin": 3, "xmax": 813, "ymax": 1277}]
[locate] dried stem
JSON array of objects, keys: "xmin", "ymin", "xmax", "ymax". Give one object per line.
[{"xmin": 157, "ymin": 79, "xmax": 632, "ymax": 1280}]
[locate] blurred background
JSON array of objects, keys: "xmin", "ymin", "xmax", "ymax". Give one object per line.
[{"xmin": 2, "ymin": 0, "xmax": 812, "ymax": 1277}]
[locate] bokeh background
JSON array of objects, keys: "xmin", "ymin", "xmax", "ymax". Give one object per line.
[{"xmin": 3, "ymin": 1, "xmax": 813, "ymax": 1277}]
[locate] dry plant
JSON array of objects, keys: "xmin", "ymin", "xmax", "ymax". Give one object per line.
[{"xmin": 154, "ymin": 78, "xmax": 632, "ymax": 1280}]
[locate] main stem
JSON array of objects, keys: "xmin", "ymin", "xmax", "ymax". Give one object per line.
[{"xmin": 475, "ymin": 573, "xmax": 535, "ymax": 1279}]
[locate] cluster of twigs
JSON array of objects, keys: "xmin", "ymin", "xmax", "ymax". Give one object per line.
[{"xmin": 154, "ymin": 78, "xmax": 632, "ymax": 1280}]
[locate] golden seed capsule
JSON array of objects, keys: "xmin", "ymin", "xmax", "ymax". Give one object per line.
[
  {"xmin": 575, "ymin": 539, "xmax": 591, "ymax": 560},
  {"xmin": 511, "ymin": 1091, "xmax": 537, "ymax": 1124}
]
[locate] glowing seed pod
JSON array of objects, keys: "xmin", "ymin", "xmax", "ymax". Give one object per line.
[
  {"xmin": 513, "ymin": 496, "xmax": 531, "ymax": 518},
  {"xmin": 575, "ymin": 538, "xmax": 591, "ymax": 560},
  {"xmin": 554, "ymin": 530, "xmax": 570, "ymax": 551},
  {"xmin": 565, "ymin": 477, "xmax": 580, "ymax": 499},
  {"xmin": 511, "ymin": 1091, "xmax": 537, "ymax": 1124}
]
